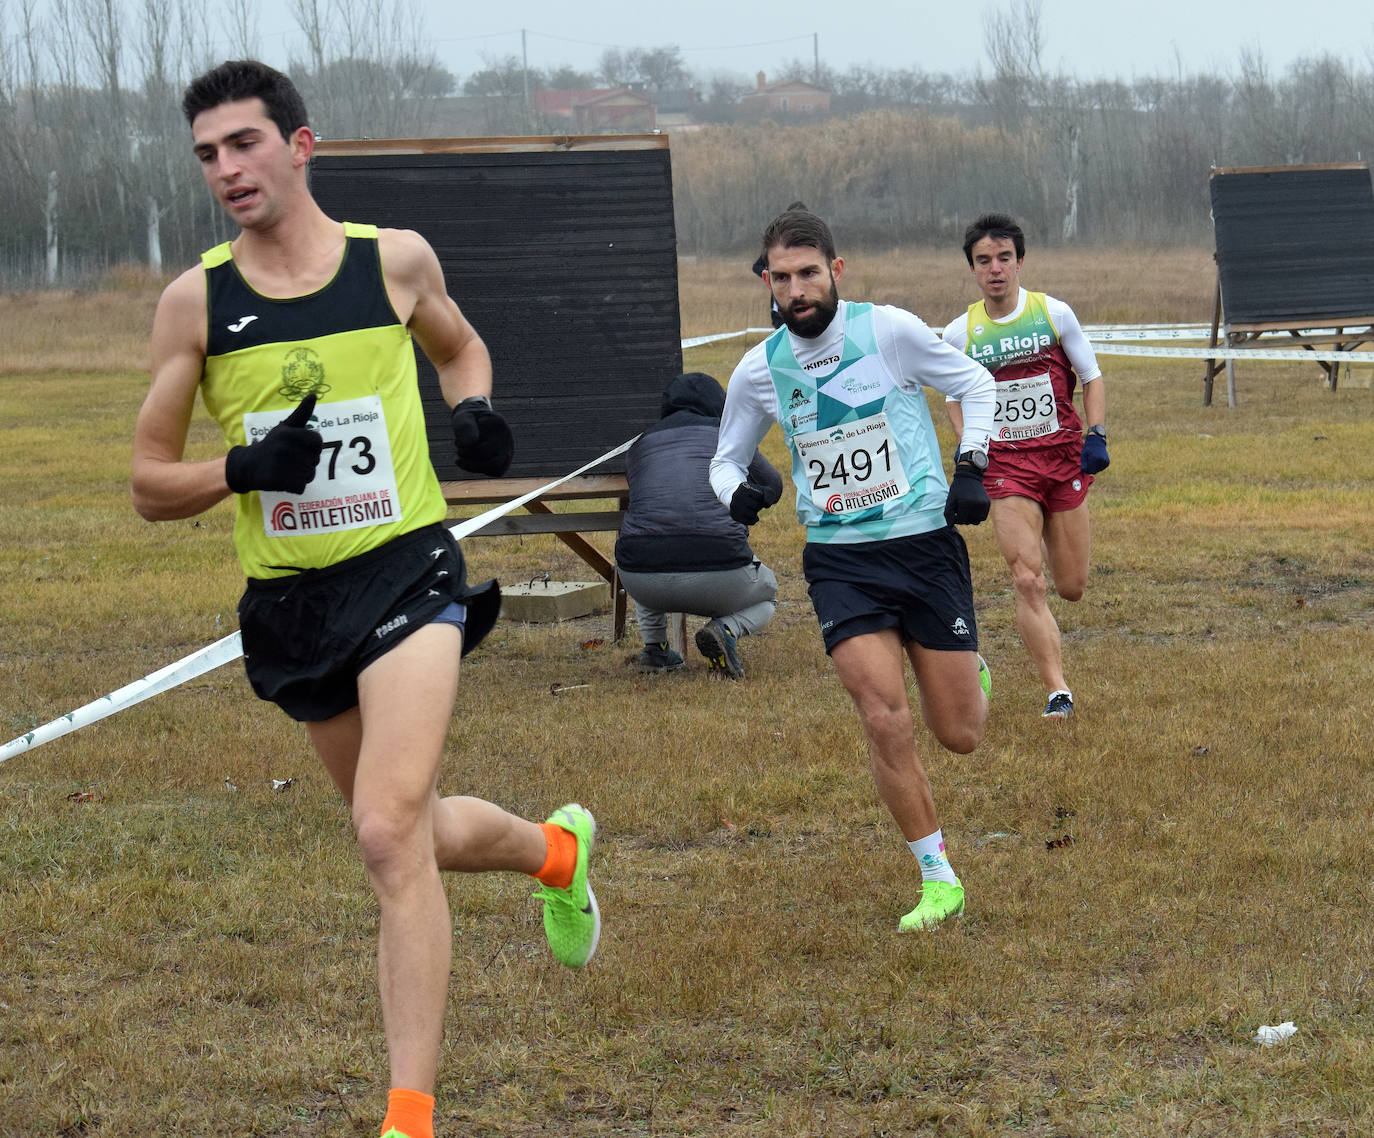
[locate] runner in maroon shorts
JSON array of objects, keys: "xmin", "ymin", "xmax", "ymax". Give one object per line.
[{"xmin": 941, "ymin": 213, "xmax": 1109, "ymax": 719}]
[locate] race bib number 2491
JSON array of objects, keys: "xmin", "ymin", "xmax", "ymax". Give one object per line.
[{"xmin": 793, "ymin": 412, "xmax": 911, "ymax": 515}]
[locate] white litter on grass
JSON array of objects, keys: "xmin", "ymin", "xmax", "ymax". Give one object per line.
[{"xmin": 1254, "ymin": 1021, "xmax": 1297, "ymax": 1046}]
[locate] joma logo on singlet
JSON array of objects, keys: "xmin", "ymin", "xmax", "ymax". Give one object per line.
[{"xmin": 803, "ymin": 354, "xmax": 840, "ymax": 371}]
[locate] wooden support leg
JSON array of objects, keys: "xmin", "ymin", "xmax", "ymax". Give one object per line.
[
  {"xmin": 1202, "ymin": 279, "xmax": 1223, "ymax": 406},
  {"xmin": 667, "ymin": 613, "xmax": 688, "ymax": 656},
  {"xmin": 612, "ymin": 570, "xmax": 627, "ymax": 643}
]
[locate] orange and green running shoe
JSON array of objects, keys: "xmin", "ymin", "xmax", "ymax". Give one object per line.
[{"xmin": 533, "ymin": 803, "xmax": 600, "ymax": 967}]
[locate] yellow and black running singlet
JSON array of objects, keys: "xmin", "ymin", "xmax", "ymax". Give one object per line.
[{"xmin": 200, "ymin": 223, "xmax": 446, "ymax": 579}]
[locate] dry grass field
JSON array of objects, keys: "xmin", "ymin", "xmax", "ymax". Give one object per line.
[{"xmin": 3, "ymin": 245, "xmax": 1374, "ymax": 1137}]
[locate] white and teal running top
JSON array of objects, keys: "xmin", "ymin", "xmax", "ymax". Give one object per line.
[{"xmin": 711, "ymin": 301, "xmax": 995, "ymax": 544}]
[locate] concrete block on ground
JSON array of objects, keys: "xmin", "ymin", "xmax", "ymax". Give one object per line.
[{"xmin": 500, "ymin": 580, "xmax": 610, "ymax": 623}]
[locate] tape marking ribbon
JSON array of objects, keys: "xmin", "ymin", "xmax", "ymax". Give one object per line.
[
  {"xmin": 14, "ymin": 310, "xmax": 1370, "ymax": 762},
  {"xmin": 682, "ymin": 323, "xmax": 1374, "ymax": 362},
  {"xmin": 0, "ymin": 436, "xmax": 637, "ymax": 764}
]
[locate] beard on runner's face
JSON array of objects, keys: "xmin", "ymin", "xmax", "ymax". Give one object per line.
[{"xmin": 781, "ymin": 274, "xmax": 840, "ymax": 338}]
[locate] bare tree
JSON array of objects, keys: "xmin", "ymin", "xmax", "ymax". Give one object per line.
[
  {"xmin": 626, "ymin": 45, "xmax": 687, "ymax": 96},
  {"xmin": 977, "ymin": 0, "xmax": 1090, "ymax": 242},
  {"xmin": 597, "ymin": 48, "xmax": 632, "ymax": 89},
  {"xmin": 291, "ymin": 0, "xmax": 331, "ymax": 74},
  {"xmin": 221, "ymin": 0, "xmax": 260, "ymax": 59},
  {"xmin": 980, "ymin": 0, "xmax": 1043, "ymax": 130}
]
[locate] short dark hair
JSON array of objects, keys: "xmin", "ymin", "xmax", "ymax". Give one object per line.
[
  {"xmin": 761, "ymin": 208, "xmax": 836, "ymax": 266},
  {"xmin": 962, "ymin": 212, "xmax": 1025, "ymax": 265},
  {"xmin": 181, "ymin": 60, "xmax": 309, "ymax": 140}
]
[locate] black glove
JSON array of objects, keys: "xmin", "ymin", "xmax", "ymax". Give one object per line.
[
  {"xmin": 1081, "ymin": 432, "xmax": 1110, "ymax": 474},
  {"xmin": 225, "ymin": 394, "xmax": 323, "ymax": 495},
  {"xmin": 729, "ymin": 482, "xmax": 770, "ymax": 525},
  {"xmin": 451, "ymin": 397, "xmax": 514, "ymax": 477},
  {"xmin": 944, "ymin": 464, "xmax": 990, "ymax": 526}
]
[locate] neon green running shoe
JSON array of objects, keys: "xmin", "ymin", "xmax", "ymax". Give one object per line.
[
  {"xmin": 533, "ymin": 803, "xmax": 600, "ymax": 968},
  {"xmin": 977, "ymin": 653, "xmax": 992, "ymax": 700},
  {"xmin": 380, "ymin": 1130, "xmax": 411, "ymax": 1138},
  {"xmin": 898, "ymin": 879, "xmax": 965, "ymax": 932}
]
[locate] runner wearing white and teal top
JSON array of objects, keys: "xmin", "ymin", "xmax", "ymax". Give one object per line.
[
  {"xmin": 715, "ymin": 298, "xmax": 993, "ymax": 544},
  {"xmin": 710, "ymin": 207, "xmax": 996, "ymax": 935}
]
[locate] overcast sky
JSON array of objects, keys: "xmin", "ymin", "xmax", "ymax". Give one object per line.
[{"xmin": 253, "ymin": 0, "xmax": 1374, "ymax": 86}]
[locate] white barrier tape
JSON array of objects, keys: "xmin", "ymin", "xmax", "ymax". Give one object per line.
[
  {"xmin": 446, "ymin": 435, "xmax": 637, "ymax": 540},
  {"xmin": 1090, "ymin": 343, "xmax": 1374, "ymax": 362},
  {"xmin": 0, "ymin": 436, "xmax": 639, "ymax": 764},
  {"xmin": 682, "ymin": 324, "xmax": 1219, "ymax": 347},
  {"xmin": 681, "ymin": 327, "xmax": 772, "ymax": 349},
  {"xmin": 682, "ymin": 326, "xmax": 1374, "ymax": 362},
  {"xmin": 0, "ymin": 632, "xmax": 246, "ymax": 764},
  {"xmin": 1084, "ymin": 326, "xmax": 1213, "ymax": 341},
  {"xmin": 1084, "ymin": 322, "xmax": 1207, "ymax": 331}
]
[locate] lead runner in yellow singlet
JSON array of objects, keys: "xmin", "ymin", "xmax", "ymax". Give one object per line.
[{"xmin": 131, "ymin": 60, "xmax": 600, "ymax": 1138}]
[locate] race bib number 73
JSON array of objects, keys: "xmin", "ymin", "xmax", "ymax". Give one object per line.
[{"xmin": 244, "ymin": 394, "xmax": 403, "ymax": 537}]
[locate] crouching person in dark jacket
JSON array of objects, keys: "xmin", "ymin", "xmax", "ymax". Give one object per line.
[{"xmin": 615, "ymin": 372, "xmax": 782, "ymax": 679}]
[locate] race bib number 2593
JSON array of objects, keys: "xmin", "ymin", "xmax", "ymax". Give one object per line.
[{"xmin": 994, "ymin": 372, "xmax": 1060, "ymax": 443}]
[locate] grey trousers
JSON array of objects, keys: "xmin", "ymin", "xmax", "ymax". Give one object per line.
[{"xmin": 618, "ymin": 560, "xmax": 778, "ymax": 644}]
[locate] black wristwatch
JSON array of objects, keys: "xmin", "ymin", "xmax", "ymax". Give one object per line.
[
  {"xmin": 1086, "ymin": 424, "xmax": 1106, "ymax": 439},
  {"xmin": 956, "ymin": 448, "xmax": 988, "ymax": 473}
]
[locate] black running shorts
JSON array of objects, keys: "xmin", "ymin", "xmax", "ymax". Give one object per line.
[
  {"xmin": 802, "ymin": 526, "xmax": 978, "ymax": 654},
  {"xmin": 238, "ymin": 523, "xmax": 500, "ymax": 722}
]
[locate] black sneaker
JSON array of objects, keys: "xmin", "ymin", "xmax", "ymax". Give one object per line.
[
  {"xmin": 1042, "ymin": 690, "xmax": 1074, "ymax": 718},
  {"xmin": 695, "ymin": 619, "xmax": 744, "ymax": 679},
  {"xmin": 637, "ymin": 642, "xmax": 684, "ymax": 672}
]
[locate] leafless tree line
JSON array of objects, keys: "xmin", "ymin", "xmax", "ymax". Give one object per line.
[
  {"xmin": 733, "ymin": 1, "xmax": 1374, "ymax": 253},
  {"xmin": 0, "ymin": 0, "xmax": 453, "ymax": 284},
  {"xmin": 3, "ymin": 0, "xmax": 1374, "ymax": 283}
]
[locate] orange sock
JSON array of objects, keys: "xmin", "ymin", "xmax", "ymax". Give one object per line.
[
  {"xmin": 380, "ymin": 1087, "xmax": 434, "ymax": 1138},
  {"xmin": 533, "ymin": 821, "xmax": 577, "ymax": 889}
]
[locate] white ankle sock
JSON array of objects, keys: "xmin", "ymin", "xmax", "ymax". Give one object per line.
[{"xmin": 908, "ymin": 829, "xmax": 957, "ymax": 885}]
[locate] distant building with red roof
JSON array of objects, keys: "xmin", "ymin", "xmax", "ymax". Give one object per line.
[
  {"xmin": 532, "ymin": 88, "xmax": 657, "ymax": 133},
  {"xmin": 739, "ymin": 73, "xmax": 831, "ymax": 119}
]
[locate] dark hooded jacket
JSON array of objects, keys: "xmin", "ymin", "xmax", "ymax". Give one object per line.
[{"xmin": 614, "ymin": 372, "xmax": 783, "ymax": 574}]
